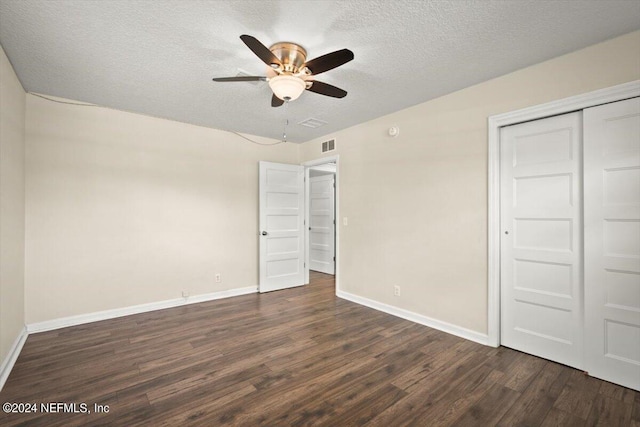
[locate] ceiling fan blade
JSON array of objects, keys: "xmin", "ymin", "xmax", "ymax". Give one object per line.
[
  {"xmin": 271, "ymin": 94, "xmax": 284, "ymax": 107},
  {"xmin": 306, "ymin": 80, "xmax": 347, "ymax": 98},
  {"xmin": 303, "ymin": 49, "xmax": 354, "ymax": 75},
  {"xmin": 212, "ymin": 76, "xmax": 267, "ymax": 82},
  {"xmin": 240, "ymin": 35, "xmax": 282, "ymax": 67}
]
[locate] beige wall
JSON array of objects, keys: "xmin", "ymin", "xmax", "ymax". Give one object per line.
[
  {"xmin": 0, "ymin": 45, "xmax": 26, "ymax": 362},
  {"xmin": 25, "ymin": 97, "xmax": 297, "ymax": 323},
  {"xmin": 301, "ymin": 30, "xmax": 640, "ymax": 334},
  {"xmin": 16, "ymin": 30, "xmax": 640, "ymax": 333}
]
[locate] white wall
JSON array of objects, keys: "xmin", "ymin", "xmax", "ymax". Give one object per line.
[
  {"xmin": 300, "ymin": 30, "xmax": 640, "ymax": 335},
  {"xmin": 0, "ymin": 45, "xmax": 26, "ymax": 363},
  {"xmin": 25, "ymin": 97, "xmax": 298, "ymax": 323}
]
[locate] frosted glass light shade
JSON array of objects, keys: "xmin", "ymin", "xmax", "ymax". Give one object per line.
[{"xmin": 269, "ymin": 75, "xmax": 306, "ymax": 101}]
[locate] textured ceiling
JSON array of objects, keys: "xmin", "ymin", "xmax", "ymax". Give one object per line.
[{"xmin": 1, "ymin": 0, "xmax": 639, "ymax": 143}]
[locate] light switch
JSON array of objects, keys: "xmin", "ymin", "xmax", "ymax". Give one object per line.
[{"xmin": 343, "ymin": 217, "xmax": 348, "ymax": 226}]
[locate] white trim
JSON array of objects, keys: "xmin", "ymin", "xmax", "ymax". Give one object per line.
[
  {"xmin": 337, "ymin": 290, "xmax": 489, "ymax": 346},
  {"xmin": 0, "ymin": 326, "xmax": 28, "ymax": 391},
  {"xmin": 27, "ymin": 286, "xmax": 257, "ymax": 334},
  {"xmin": 302, "ymin": 155, "xmax": 340, "ymax": 292},
  {"xmin": 487, "ymin": 80, "xmax": 640, "ymax": 348},
  {"xmin": 301, "ymin": 155, "xmax": 339, "ymax": 167}
]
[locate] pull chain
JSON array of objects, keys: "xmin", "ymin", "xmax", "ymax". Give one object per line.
[{"xmin": 282, "ymin": 99, "xmax": 290, "ymax": 142}]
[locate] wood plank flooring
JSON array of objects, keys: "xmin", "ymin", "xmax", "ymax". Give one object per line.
[{"xmin": 1, "ymin": 271, "xmax": 638, "ymax": 426}]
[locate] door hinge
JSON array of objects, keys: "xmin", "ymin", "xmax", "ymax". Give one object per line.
[
  {"xmin": 333, "ymin": 182, "xmax": 335, "ymax": 188},
  {"xmin": 333, "ymin": 256, "xmax": 336, "ymax": 262}
]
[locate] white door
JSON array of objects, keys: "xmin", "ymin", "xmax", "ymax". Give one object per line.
[
  {"xmin": 259, "ymin": 161, "xmax": 305, "ymax": 293},
  {"xmin": 309, "ymin": 174, "xmax": 335, "ymax": 274},
  {"xmin": 584, "ymin": 97, "xmax": 640, "ymax": 391},
  {"xmin": 500, "ymin": 112, "xmax": 584, "ymax": 369}
]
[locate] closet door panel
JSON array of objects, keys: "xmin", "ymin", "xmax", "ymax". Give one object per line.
[
  {"xmin": 500, "ymin": 112, "xmax": 583, "ymax": 369},
  {"xmin": 584, "ymin": 97, "xmax": 640, "ymax": 391}
]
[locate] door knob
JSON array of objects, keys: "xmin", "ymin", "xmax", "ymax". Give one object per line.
[{"xmin": 261, "ymin": 231, "xmax": 268, "ymax": 236}]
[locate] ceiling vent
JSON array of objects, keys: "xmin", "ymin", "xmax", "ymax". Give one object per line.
[
  {"xmin": 298, "ymin": 117, "xmax": 328, "ymax": 129},
  {"xmin": 321, "ymin": 138, "xmax": 336, "ymax": 153}
]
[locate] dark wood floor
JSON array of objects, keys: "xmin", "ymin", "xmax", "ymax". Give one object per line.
[{"xmin": 1, "ymin": 272, "xmax": 638, "ymax": 426}]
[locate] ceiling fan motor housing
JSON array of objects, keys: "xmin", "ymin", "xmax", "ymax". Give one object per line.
[{"xmin": 269, "ymin": 42, "xmax": 308, "ymax": 74}]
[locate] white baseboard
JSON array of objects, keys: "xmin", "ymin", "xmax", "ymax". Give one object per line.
[
  {"xmin": 0, "ymin": 326, "xmax": 28, "ymax": 391},
  {"xmin": 336, "ymin": 290, "xmax": 489, "ymax": 346},
  {"xmin": 27, "ymin": 286, "xmax": 257, "ymax": 334}
]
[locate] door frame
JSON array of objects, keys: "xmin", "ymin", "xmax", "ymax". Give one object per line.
[
  {"xmin": 303, "ymin": 155, "xmax": 340, "ymax": 290},
  {"xmin": 487, "ymin": 80, "xmax": 640, "ymax": 347}
]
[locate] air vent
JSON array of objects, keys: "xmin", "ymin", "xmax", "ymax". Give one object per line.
[
  {"xmin": 321, "ymin": 139, "xmax": 336, "ymax": 153},
  {"xmin": 298, "ymin": 117, "xmax": 328, "ymax": 129},
  {"xmin": 236, "ymin": 69, "xmax": 263, "ymax": 86}
]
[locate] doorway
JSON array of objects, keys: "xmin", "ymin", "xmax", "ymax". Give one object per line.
[
  {"xmin": 303, "ymin": 156, "xmax": 339, "ymax": 289},
  {"xmin": 258, "ymin": 156, "xmax": 340, "ymax": 294},
  {"xmin": 308, "ymin": 165, "xmax": 335, "ymax": 275}
]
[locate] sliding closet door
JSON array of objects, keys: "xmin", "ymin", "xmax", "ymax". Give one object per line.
[
  {"xmin": 584, "ymin": 97, "xmax": 640, "ymax": 391},
  {"xmin": 500, "ymin": 112, "xmax": 583, "ymax": 369}
]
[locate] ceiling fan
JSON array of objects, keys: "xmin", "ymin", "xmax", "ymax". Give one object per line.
[{"xmin": 213, "ymin": 35, "xmax": 354, "ymax": 107}]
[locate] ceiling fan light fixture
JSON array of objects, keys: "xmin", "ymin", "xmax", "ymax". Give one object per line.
[
  {"xmin": 214, "ymin": 35, "xmax": 352, "ymax": 108},
  {"xmin": 269, "ymin": 75, "xmax": 305, "ymax": 101}
]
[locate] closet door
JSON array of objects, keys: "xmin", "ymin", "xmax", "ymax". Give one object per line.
[
  {"xmin": 500, "ymin": 112, "xmax": 583, "ymax": 369},
  {"xmin": 584, "ymin": 97, "xmax": 640, "ymax": 391}
]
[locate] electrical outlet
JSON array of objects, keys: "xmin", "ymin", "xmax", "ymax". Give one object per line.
[
  {"xmin": 215, "ymin": 273, "xmax": 221, "ymax": 283},
  {"xmin": 182, "ymin": 290, "xmax": 189, "ymax": 298},
  {"xmin": 394, "ymin": 285, "xmax": 400, "ymax": 296}
]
